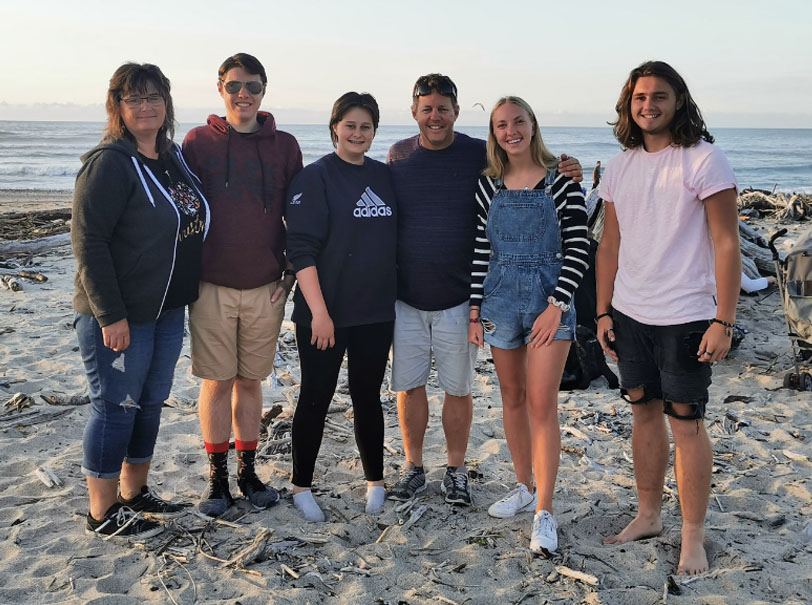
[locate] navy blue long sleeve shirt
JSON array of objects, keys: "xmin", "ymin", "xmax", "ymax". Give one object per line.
[{"xmin": 387, "ymin": 133, "xmax": 487, "ymax": 311}]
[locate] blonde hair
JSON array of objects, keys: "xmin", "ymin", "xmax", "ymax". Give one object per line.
[{"xmin": 483, "ymin": 96, "xmax": 558, "ymax": 179}]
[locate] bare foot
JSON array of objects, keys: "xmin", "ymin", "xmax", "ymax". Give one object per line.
[
  {"xmin": 603, "ymin": 514, "xmax": 663, "ymax": 544},
  {"xmin": 677, "ymin": 523, "xmax": 708, "ymax": 575}
]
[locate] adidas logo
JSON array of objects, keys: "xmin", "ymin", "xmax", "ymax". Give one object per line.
[{"xmin": 354, "ymin": 187, "xmax": 392, "ymax": 218}]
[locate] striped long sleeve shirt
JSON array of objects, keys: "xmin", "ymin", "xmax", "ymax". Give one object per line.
[{"xmin": 469, "ymin": 171, "xmax": 590, "ymax": 308}]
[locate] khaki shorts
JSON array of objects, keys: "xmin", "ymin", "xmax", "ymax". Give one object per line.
[{"xmin": 189, "ymin": 281, "xmax": 287, "ymax": 381}]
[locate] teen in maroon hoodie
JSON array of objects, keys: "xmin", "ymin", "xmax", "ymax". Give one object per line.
[{"xmin": 183, "ymin": 53, "xmax": 302, "ymax": 516}]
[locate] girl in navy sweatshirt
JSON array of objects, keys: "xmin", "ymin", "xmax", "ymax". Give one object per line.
[{"xmin": 285, "ymin": 92, "xmax": 397, "ymax": 521}]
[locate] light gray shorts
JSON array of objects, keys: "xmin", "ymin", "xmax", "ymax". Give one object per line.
[{"xmin": 391, "ymin": 300, "xmax": 478, "ymax": 397}]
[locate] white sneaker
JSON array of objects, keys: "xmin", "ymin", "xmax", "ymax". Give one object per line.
[
  {"xmin": 487, "ymin": 483, "xmax": 537, "ymax": 518},
  {"xmin": 530, "ymin": 510, "xmax": 558, "ymax": 554}
]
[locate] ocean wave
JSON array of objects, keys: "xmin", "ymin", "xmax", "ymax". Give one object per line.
[{"xmin": 0, "ymin": 165, "xmax": 78, "ymax": 177}]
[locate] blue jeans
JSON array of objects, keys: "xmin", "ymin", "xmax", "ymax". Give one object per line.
[{"xmin": 75, "ymin": 308, "xmax": 184, "ymax": 478}]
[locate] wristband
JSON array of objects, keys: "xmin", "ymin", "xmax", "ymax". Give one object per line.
[
  {"xmin": 547, "ymin": 296, "xmax": 570, "ymax": 312},
  {"xmin": 711, "ymin": 317, "xmax": 734, "ymax": 337},
  {"xmin": 595, "ymin": 312, "xmax": 612, "ymax": 323},
  {"xmin": 283, "ymin": 269, "xmax": 295, "ymax": 278},
  {"xmin": 469, "ymin": 317, "xmax": 481, "ymax": 324}
]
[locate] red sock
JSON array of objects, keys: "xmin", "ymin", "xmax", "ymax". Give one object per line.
[
  {"xmin": 235, "ymin": 439, "xmax": 258, "ymax": 451},
  {"xmin": 204, "ymin": 441, "xmax": 230, "ymax": 454}
]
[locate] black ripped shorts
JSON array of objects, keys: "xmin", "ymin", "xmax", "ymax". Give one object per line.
[{"xmin": 612, "ymin": 309, "xmax": 712, "ymax": 420}]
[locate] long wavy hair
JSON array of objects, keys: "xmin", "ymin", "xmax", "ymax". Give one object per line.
[
  {"xmin": 103, "ymin": 63, "xmax": 175, "ymax": 154},
  {"xmin": 611, "ymin": 60, "xmax": 713, "ymax": 149},
  {"xmin": 484, "ymin": 96, "xmax": 558, "ymax": 179}
]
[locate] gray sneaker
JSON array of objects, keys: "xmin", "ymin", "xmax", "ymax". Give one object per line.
[
  {"xmin": 199, "ymin": 475, "xmax": 234, "ymax": 517},
  {"xmin": 441, "ymin": 466, "xmax": 472, "ymax": 506},
  {"xmin": 387, "ymin": 464, "xmax": 426, "ymax": 501},
  {"xmin": 238, "ymin": 473, "xmax": 280, "ymax": 510}
]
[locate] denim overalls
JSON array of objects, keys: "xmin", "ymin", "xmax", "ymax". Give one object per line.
[{"xmin": 480, "ymin": 171, "xmax": 576, "ymax": 349}]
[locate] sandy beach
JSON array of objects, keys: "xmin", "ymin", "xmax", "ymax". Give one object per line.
[{"xmin": 1, "ymin": 192, "xmax": 811, "ymax": 604}]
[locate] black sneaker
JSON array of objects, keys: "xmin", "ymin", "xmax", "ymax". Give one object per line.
[
  {"xmin": 86, "ymin": 503, "xmax": 164, "ymax": 540},
  {"xmin": 199, "ymin": 475, "xmax": 235, "ymax": 517},
  {"xmin": 238, "ymin": 472, "xmax": 280, "ymax": 510},
  {"xmin": 387, "ymin": 464, "xmax": 426, "ymax": 501},
  {"xmin": 441, "ymin": 466, "xmax": 472, "ymax": 506},
  {"xmin": 118, "ymin": 485, "xmax": 185, "ymax": 518}
]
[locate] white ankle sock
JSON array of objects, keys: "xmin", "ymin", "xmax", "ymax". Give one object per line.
[
  {"xmin": 365, "ymin": 485, "xmax": 386, "ymax": 515},
  {"xmin": 293, "ymin": 490, "xmax": 325, "ymax": 522}
]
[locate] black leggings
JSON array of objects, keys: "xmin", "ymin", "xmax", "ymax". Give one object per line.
[{"xmin": 291, "ymin": 320, "xmax": 393, "ymax": 487}]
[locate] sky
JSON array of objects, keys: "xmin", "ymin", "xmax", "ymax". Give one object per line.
[{"xmin": 1, "ymin": 0, "xmax": 810, "ymax": 128}]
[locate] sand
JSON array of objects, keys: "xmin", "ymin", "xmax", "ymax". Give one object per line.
[{"xmin": 1, "ymin": 194, "xmax": 811, "ymax": 604}]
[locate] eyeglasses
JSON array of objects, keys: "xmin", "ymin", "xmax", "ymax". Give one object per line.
[
  {"xmin": 220, "ymin": 80, "xmax": 265, "ymax": 95},
  {"xmin": 121, "ymin": 94, "xmax": 164, "ymax": 107},
  {"xmin": 412, "ymin": 78, "xmax": 458, "ymax": 100}
]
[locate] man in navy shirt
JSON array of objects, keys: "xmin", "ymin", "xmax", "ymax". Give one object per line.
[{"xmin": 387, "ymin": 74, "xmax": 582, "ymax": 506}]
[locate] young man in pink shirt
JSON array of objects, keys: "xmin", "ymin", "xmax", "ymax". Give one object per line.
[{"xmin": 596, "ymin": 60, "xmax": 741, "ymax": 575}]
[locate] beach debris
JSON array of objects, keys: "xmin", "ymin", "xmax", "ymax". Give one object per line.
[
  {"xmin": 400, "ymin": 504, "xmax": 428, "ymax": 530},
  {"xmin": 4, "ymin": 392, "xmax": 33, "ymax": 412},
  {"xmin": 260, "ymin": 403, "xmax": 284, "ymax": 426},
  {"xmin": 280, "ymin": 563, "xmax": 300, "ymax": 579},
  {"xmin": 782, "ymin": 449, "xmax": 808, "ymax": 462},
  {"xmin": 0, "ymin": 209, "xmax": 72, "ymax": 241},
  {"xmin": 554, "ymin": 565, "xmax": 599, "ymax": 586},
  {"xmin": 466, "ymin": 528, "xmax": 503, "ymax": 547},
  {"xmin": 1, "ymin": 275, "xmax": 22, "ymax": 291},
  {"xmin": 664, "ymin": 574, "xmax": 682, "ymax": 598},
  {"xmin": 739, "ymin": 191, "xmax": 812, "ymax": 223},
  {"xmin": 162, "ymin": 396, "xmax": 196, "ymax": 412},
  {"xmin": 16, "ymin": 270, "xmax": 47, "ymax": 282},
  {"xmin": 0, "ymin": 406, "xmax": 74, "ymax": 427},
  {"xmin": 34, "ymin": 465, "xmax": 63, "ymax": 488},
  {"xmin": 561, "ymin": 425, "xmax": 592, "ymax": 444},
  {"xmin": 723, "ymin": 409, "xmax": 751, "ymax": 434},
  {"xmin": 40, "ymin": 393, "xmax": 90, "ymax": 406},
  {"xmin": 223, "ymin": 527, "xmax": 273, "ymax": 569},
  {"xmin": 339, "ymin": 565, "xmax": 372, "ymax": 577},
  {"xmin": 375, "ymin": 524, "xmax": 393, "ymax": 544},
  {"xmin": 579, "ymin": 454, "xmax": 611, "ymax": 475}
]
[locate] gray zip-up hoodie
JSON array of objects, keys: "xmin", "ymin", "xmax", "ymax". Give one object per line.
[{"xmin": 72, "ymin": 138, "xmax": 210, "ymax": 327}]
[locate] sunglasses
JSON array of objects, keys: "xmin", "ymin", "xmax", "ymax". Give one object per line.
[
  {"xmin": 220, "ymin": 80, "xmax": 265, "ymax": 95},
  {"xmin": 412, "ymin": 79, "xmax": 457, "ymax": 99},
  {"xmin": 121, "ymin": 94, "xmax": 164, "ymax": 107}
]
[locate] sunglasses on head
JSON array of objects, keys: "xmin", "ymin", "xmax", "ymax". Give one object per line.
[
  {"xmin": 220, "ymin": 80, "xmax": 265, "ymax": 95},
  {"xmin": 412, "ymin": 79, "xmax": 457, "ymax": 99}
]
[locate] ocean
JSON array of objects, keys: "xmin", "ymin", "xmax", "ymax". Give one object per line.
[{"xmin": 1, "ymin": 120, "xmax": 810, "ymax": 194}]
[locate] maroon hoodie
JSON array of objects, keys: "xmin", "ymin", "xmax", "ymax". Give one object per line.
[{"xmin": 182, "ymin": 112, "xmax": 302, "ymax": 289}]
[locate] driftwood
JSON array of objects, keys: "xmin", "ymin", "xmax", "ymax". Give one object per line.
[
  {"xmin": 0, "ymin": 209, "xmax": 71, "ymax": 240},
  {"xmin": 738, "ymin": 218, "xmax": 778, "ymax": 278},
  {"xmin": 0, "ymin": 232, "xmax": 71, "ymax": 259},
  {"xmin": 739, "ymin": 191, "xmax": 812, "ymax": 222}
]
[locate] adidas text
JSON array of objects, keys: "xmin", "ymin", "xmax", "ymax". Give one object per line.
[
  {"xmin": 354, "ymin": 206, "xmax": 393, "ymax": 218},
  {"xmin": 354, "ymin": 187, "xmax": 392, "ymax": 218}
]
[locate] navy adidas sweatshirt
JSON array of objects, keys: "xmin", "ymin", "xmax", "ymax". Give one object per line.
[{"xmin": 286, "ymin": 152, "xmax": 397, "ymax": 328}]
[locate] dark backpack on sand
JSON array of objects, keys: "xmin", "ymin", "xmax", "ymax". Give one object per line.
[
  {"xmin": 559, "ymin": 211, "xmax": 619, "ymax": 391},
  {"xmin": 560, "ymin": 324, "xmax": 618, "ymax": 391}
]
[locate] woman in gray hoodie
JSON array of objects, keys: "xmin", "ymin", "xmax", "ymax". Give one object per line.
[{"xmin": 72, "ymin": 63, "xmax": 209, "ymax": 540}]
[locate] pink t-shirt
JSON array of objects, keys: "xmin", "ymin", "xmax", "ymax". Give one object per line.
[{"xmin": 599, "ymin": 140, "xmax": 737, "ymax": 325}]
